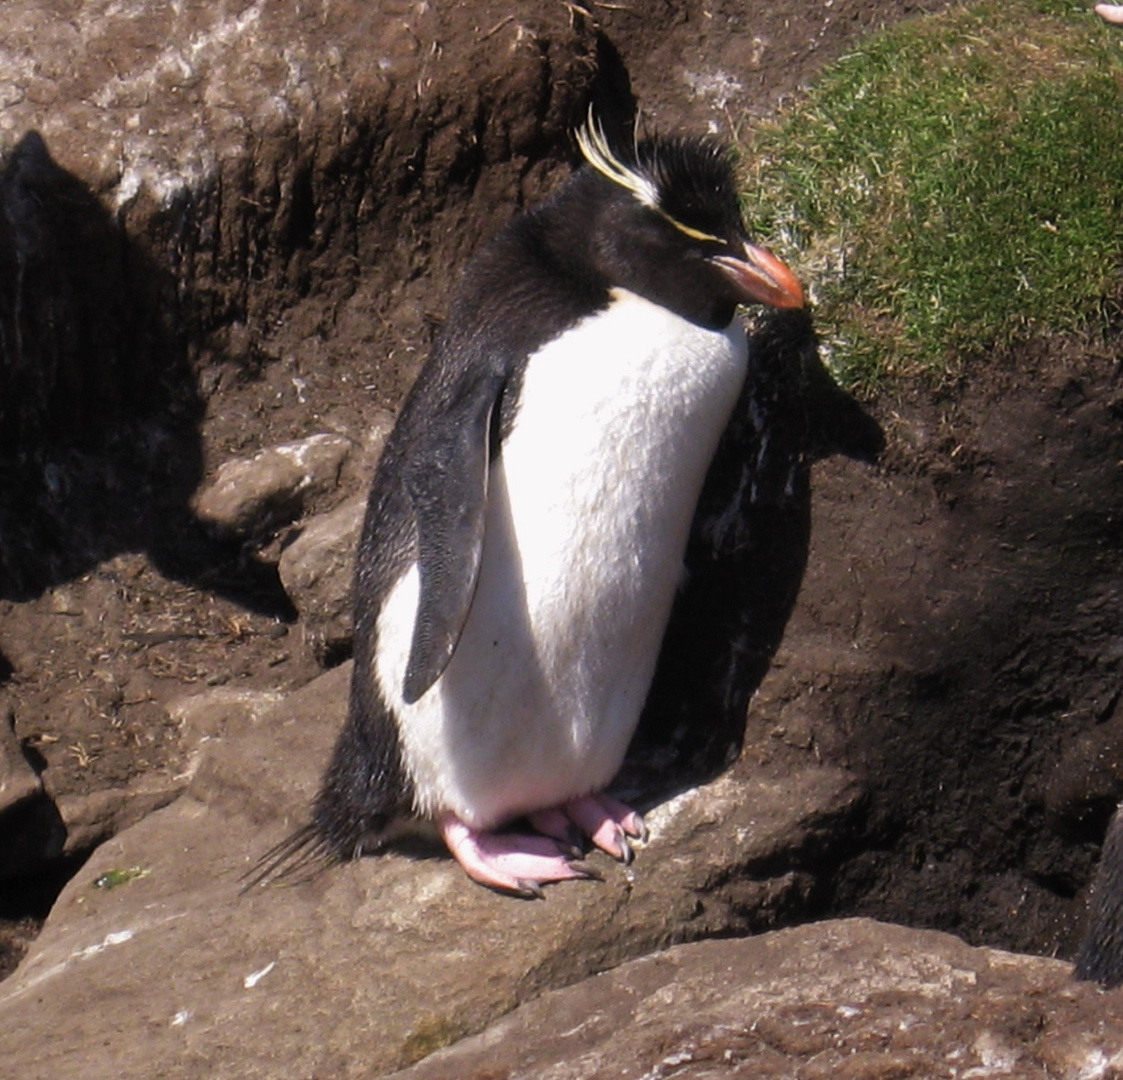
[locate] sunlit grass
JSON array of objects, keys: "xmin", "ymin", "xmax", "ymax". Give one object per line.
[{"xmin": 740, "ymin": 0, "xmax": 1123, "ymax": 389}]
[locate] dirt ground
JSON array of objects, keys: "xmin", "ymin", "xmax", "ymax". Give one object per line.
[
  {"xmin": 808, "ymin": 334, "xmax": 1123, "ymax": 956},
  {"xmin": 2, "ymin": 0, "xmax": 1121, "ymax": 981}
]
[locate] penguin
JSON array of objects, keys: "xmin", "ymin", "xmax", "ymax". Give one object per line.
[{"xmin": 252, "ymin": 113, "xmax": 804, "ymax": 898}]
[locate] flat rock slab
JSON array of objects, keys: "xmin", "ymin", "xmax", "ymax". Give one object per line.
[
  {"xmin": 0, "ymin": 662, "xmax": 863, "ymax": 1080},
  {"xmin": 391, "ymin": 918, "xmax": 1120, "ymax": 1080}
]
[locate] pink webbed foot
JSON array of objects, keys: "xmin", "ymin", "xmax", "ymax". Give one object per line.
[
  {"xmin": 530, "ymin": 793, "xmax": 648, "ymax": 865},
  {"xmin": 437, "ymin": 814, "xmax": 599, "ymax": 899}
]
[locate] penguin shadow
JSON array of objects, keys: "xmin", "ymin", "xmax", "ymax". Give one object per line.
[
  {"xmin": 0, "ymin": 131, "xmax": 290, "ymax": 616},
  {"xmin": 621, "ymin": 308, "xmax": 884, "ymax": 801}
]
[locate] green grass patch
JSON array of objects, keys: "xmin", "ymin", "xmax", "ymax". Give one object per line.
[{"xmin": 740, "ymin": 0, "xmax": 1123, "ymax": 390}]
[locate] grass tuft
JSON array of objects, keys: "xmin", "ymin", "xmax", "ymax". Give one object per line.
[{"xmin": 740, "ymin": 0, "xmax": 1123, "ymax": 389}]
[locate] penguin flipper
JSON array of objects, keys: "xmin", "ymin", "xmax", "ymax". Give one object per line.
[{"xmin": 401, "ymin": 373, "xmax": 502, "ymax": 704}]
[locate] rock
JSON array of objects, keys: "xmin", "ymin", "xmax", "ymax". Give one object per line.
[
  {"xmin": 62, "ymin": 688, "xmax": 300, "ymax": 859},
  {"xmin": 192, "ymin": 434, "xmax": 353, "ymax": 538},
  {"xmin": 0, "ymin": 700, "xmax": 39, "ymax": 814},
  {"xmin": 387, "ymin": 919, "xmax": 1121, "ymax": 1080},
  {"xmin": 168, "ymin": 683, "xmax": 299, "ymax": 826},
  {"xmin": 277, "ymin": 495, "xmax": 365, "ymax": 659},
  {"xmin": 275, "ymin": 412, "xmax": 392, "ymax": 660},
  {"xmin": 48, "ymin": 688, "xmax": 290, "ymax": 860},
  {"xmin": 182, "ymin": 664, "xmax": 352, "ymax": 832},
  {"xmin": 166, "ymin": 686, "xmax": 288, "ymax": 764},
  {"xmin": 0, "ymin": 700, "xmax": 64, "ymax": 882},
  {"xmin": 0, "ymin": 661, "xmax": 865, "ymax": 1080},
  {"xmin": 55, "ymin": 773, "xmax": 189, "ymax": 857},
  {"xmin": 349, "ymin": 410, "xmax": 396, "ymax": 483}
]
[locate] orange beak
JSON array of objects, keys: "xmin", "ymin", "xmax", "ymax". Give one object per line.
[{"xmin": 711, "ymin": 241, "xmax": 805, "ymax": 310}]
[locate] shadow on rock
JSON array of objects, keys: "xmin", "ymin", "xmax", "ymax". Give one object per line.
[
  {"xmin": 627, "ymin": 308, "xmax": 884, "ymax": 792},
  {"xmin": 0, "ymin": 132, "xmax": 290, "ymax": 615}
]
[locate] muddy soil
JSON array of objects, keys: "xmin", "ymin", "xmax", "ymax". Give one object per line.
[
  {"xmin": 2, "ymin": 0, "xmax": 1121, "ymax": 983},
  {"xmin": 805, "ymin": 335, "xmax": 1123, "ymax": 957}
]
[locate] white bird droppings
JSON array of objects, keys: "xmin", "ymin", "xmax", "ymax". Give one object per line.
[{"xmin": 243, "ymin": 961, "xmax": 275, "ymax": 989}]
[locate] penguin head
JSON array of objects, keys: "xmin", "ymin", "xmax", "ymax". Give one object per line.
[{"xmin": 574, "ymin": 114, "xmax": 804, "ymax": 329}]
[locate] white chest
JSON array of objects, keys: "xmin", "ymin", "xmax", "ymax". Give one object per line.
[{"xmin": 377, "ymin": 290, "xmax": 748, "ymax": 827}]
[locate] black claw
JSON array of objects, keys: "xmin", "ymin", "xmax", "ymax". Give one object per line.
[
  {"xmin": 515, "ymin": 879, "xmax": 546, "ymax": 900},
  {"xmin": 571, "ymin": 860, "xmax": 604, "ymax": 882},
  {"xmin": 616, "ymin": 831, "xmax": 634, "ymax": 866}
]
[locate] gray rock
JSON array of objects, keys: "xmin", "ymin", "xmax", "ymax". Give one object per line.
[
  {"xmin": 56, "ymin": 774, "xmax": 189, "ymax": 857},
  {"xmin": 47, "ymin": 689, "xmax": 289, "ymax": 860},
  {"xmin": 192, "ymin": 434, "xmax": 353, "ymax": 538},
  {"xmin": 0, "ymin": 701, "xmax": 38, "ymax": 815},
  {"xmin": 350, "ymin": 410, "xmax": 396, "ymax": 485},
  {"xmin": 388, "ymin": 919, "xmax": 1121, "ymax": 1080},
  {"xmin": 0, "ymin": 662, "xmax": 864, "ymax": 1080},
  {"xmin": 277, "ymin": 496, "xmax": 365, "ymax": 659},
  {"xmin": 167, "ymin": 686, "xmax": 289, "ymax": 765}
]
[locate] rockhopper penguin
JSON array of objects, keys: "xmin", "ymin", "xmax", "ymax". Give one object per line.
[{"xmin": 252, "ymin": 114, "xmax": 805, "ymax": 898}]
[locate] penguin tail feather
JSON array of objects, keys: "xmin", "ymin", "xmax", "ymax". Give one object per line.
[{"xmin": 239, "ymin": 823, "xmax": 337, "ymax": 894}]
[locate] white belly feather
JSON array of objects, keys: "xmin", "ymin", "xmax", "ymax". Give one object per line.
[{"xmin": 375, "ymin": 289, "xmax": 748, "ymax": 828}]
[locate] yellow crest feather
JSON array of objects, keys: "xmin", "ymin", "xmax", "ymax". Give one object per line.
[
  {"xmin": 575, "ymin": 109, "xmax": 659, "ymax": 209},
  {"xmin": 575, "ymin": 109, "xmax": 724, "ymax": 245}
]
